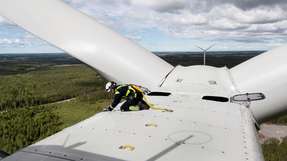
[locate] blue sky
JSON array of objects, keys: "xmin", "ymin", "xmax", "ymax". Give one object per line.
[{"xmin": 0, "ymin": 0, "xmax": 287, "ymax": 53}]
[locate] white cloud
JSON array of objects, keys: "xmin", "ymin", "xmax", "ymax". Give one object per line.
[
  {"xmin": 1, "ymin": 0, "xmax": 287, "ymax": 51},
  {"xmin": 209, "ymin": 18, "xmax": 248, "ymax": 30},
  {"xmin": 223, "ymin": 5, "xmax": 287, "ymax": 24},
  {"xmin": 0, "ymin": 38, "xmax": 24, "ymax": 45},
  {"xmin": 0, "ymin": 32, "xmax": 49, "ymax": 49},
  {"xmin": 165, "ymin": 10, "xmax": 208, "ymax": 25},
  {"xmin": 68, "ymin": 0, "xmax": 287, "ymax": 38}
]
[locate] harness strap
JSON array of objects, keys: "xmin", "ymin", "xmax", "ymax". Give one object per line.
[
  {"xmin": 115, "ymin": 85, "xmax": 125, "ymax": 95},
  {"xmin": 126, "ymin": 86, "xmax": 136, "ymax": 97},
  {"xmin": 115, "ymin": 85, "xmax": 137, "ymax": 97}
]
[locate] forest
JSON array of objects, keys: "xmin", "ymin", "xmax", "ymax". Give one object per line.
[
  {"xmin": 0, "ymin": 61, "xmax": 109, "ymax": 153},
  {"xmin": 0, "ymin": 105, "xmax": 61, "ymax": 153},
  {"xmin": 0, "ymin": 65, "xmax": 104, "ymax": 111}
]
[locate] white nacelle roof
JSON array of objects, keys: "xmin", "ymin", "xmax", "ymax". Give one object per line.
[
  {"xmin": 161, "ymin": 65, "xmax": 236, "ymax": 96},
  {"xmin": 28, "ymin": 94, "xmax": 263, "ymax": 161}
]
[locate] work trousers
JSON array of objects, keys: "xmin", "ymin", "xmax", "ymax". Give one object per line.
[{"xmin": 120, "ymin": 95, "xmax": 149, "ymax": 111}]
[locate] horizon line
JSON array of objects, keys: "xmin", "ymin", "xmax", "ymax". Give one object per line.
[{"xmin": 0, "ymin": 50, "xmax": 266, "ymax": 55}]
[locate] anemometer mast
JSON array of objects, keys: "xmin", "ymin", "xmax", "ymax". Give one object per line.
[{"xmin": 196, "ymin": 44, "xmax": 215, "ymax": 65}]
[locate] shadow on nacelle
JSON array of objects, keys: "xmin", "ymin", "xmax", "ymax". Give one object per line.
[{"xmin": 1, "ymin": 145, "xmax": 124, "ymax": 161}]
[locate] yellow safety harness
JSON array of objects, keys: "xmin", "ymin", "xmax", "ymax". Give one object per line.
[
  {"xmin": 115, "ymin": 85, "xmax": 137, "ymax": 98},
  {"xmin": 126, "ymin": 86, "xmax": 136, "ymax": 97},
  {"xmin": 131, "ymin": 85, "xmax": 173, "ymax": 113}
]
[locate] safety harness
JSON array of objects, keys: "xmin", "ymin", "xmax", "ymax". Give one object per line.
[
  {"xmin": 115, "ymin": 85, "xmax": 137, "ymax": 98},
  {"xmin": 114, "ymin": 84, "xmax": 173, "ymax": 112},
  {"xmin": 131, "ymin": 85, "xmax": 174, "ymax": 113}
]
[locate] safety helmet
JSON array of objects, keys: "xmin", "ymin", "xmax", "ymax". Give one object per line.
[{"xmin": 105, "ymin": 82, "xmax": 117, "ymax": 92}]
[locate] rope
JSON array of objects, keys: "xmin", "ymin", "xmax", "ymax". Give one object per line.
[
  {"xmin": 143, "ymin": 96, "xmax": 173, "ymax": 113},
  {"xmin": 132, "ymin": 84, "xmax": 174, "ymax": 112}
]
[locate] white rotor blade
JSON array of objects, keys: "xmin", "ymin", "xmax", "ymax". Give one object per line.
[
  {"xmin": 206, "ymin": 44, "xmax": 215, "ymax": 51},
  {"xmin": 195, "ymin": 46, "xmax": 206, "ymax": 51},
  {"xmin": 0, "ymin": 0, "xmax": 173, "ymax": 88}
]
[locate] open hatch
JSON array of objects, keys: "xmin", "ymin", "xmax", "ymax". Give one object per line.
[
  {"xmin": 148, "ymin": 92, "xmax": 171, "ymax": 96},
  {"xmin": 202, "ymin": 96, "xmax": 229, "ymax": 102}
]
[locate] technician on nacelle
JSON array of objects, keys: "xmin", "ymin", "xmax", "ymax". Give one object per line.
[{"xmin": 104, "ymin": 82, "xmax": 150, "ymax": 112}]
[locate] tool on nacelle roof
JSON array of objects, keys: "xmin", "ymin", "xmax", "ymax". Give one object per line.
[
  {"xmin": 145, "ymin": 123, "xmax": 158, "ymax": 128},
  {"xmin": 119, "ymin": 145, "xmax": 135, "ymax": 151}
]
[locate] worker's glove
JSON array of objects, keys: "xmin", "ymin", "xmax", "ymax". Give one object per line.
[{"xmin": 103, "ymin": 106, "xmax": 113, "ymax": 112}]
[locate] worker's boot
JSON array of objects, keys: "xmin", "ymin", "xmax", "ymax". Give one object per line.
[
  {"xmin": 139, "ymin": 101, "xmax": 150, "ymax": 110},
  {"xmin": 129, "ymin": 106, "xmax": 140, "ymax": 111}
]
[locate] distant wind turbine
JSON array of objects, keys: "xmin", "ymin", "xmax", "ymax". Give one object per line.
[{"xmin": 196, "ymin": 44, "xmax": 215, "ymax": 66}]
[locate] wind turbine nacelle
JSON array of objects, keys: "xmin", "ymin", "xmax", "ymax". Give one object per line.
[{"xmin": 231, "ymin": 45, "xmax": 287, "ymax": 123}]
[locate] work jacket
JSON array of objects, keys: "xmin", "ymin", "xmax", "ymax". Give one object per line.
[{"xmin": 111, "ymin": 85, "xmax": 141, "ymax": 108}]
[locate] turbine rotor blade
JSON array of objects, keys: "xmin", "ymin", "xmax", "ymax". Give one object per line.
[{"xmin": 0, "ymin": 0, "xmax": 173, "ymax": 88}]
